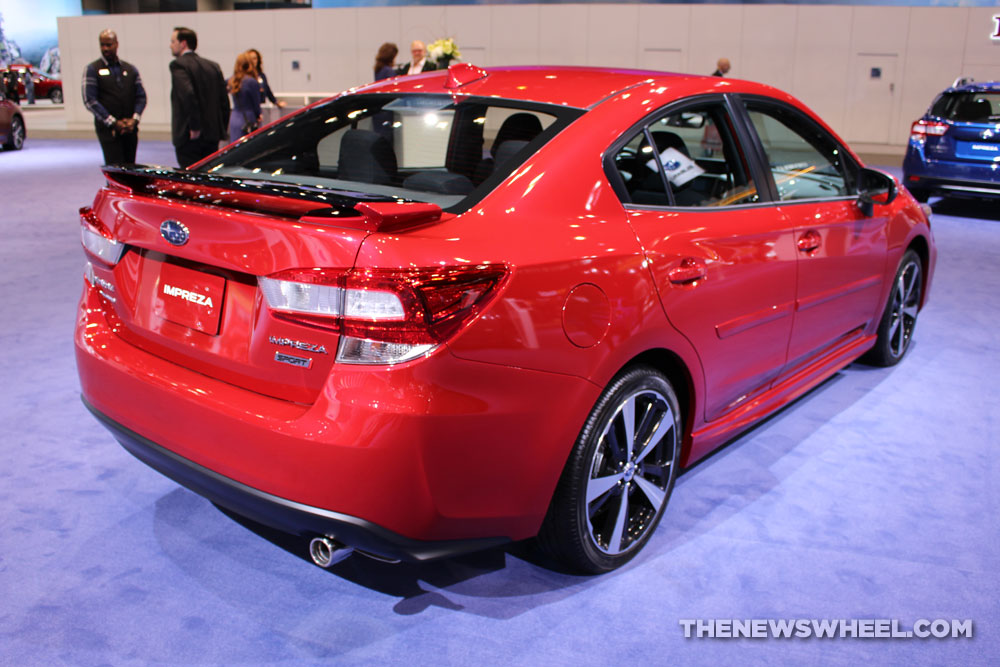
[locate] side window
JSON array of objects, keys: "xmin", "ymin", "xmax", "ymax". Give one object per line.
[
  {"xmin": 612, "ymin": 130, "xmax": 669, "ymax": 206},
  {"xmin": 649, "ymin": 107, "xmax": 757, "ymax": 207},
  {"xmin": 745, "ymin": 104, "xmax": 855, "ymax": 201},
  {"xmin": 611, "ymin": 104, "xmax": 759, "ymax": 208}
]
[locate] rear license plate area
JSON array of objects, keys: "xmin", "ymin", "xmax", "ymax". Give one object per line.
[
  {"xmin": 955, "ymin": 140, "xmax": 1000, "ymax": 160},
  {"xmin": 150, "ymin": 261, "xmax": 226, "ymax": 335}
]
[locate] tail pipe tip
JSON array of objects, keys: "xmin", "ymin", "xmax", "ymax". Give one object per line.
[{"xmin": 309, "ymin": 535, "xmax": 354, "ymax": 568}]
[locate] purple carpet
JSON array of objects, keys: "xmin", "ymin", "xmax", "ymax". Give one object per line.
[{"xmin": 0, "ymin": 138, "xmax": 996, "ymax": 665}]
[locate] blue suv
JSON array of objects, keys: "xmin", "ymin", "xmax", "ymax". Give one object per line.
[{"xmin": 903, "ymin": 78, "xmax": 1000, "ymax": 202}]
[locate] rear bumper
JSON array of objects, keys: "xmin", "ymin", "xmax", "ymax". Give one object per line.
[
  {"xmin": 84, "ymin": 398, "xmax": 507, "ymax": 562},
  {"xmin": 75, "ymin": 282, "xmax": 598, "ymax": 554},
  {"xmin": 903, "ymin": 174, "xmax": 1000, "ymax": 200},
  {"xmin": 903, "ymin": 145, "xmax": 1000, "ymax": 199}
]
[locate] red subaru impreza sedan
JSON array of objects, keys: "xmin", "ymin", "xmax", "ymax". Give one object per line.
[{"xmin": 76, "ymin": 65, "xmax": 935, "ymax": 573}]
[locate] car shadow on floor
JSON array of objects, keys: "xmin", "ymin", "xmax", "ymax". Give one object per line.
[
  {"xmin": 213, "ymin": 502, "xmax": 586, "ymax": 618},
  {"xmin": 930, "ymin": 197, "xmax": 1000, "ymax": 221}
]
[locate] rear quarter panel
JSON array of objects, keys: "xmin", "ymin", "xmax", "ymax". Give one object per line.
[{"xmin": 353, "ymin": 83, "xmax": 706, "ymax": 390}]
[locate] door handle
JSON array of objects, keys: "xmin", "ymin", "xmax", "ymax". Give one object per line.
[
  {"xmin": 797, "ymin": 230, "xmax": 822, "ymax": 253},
  {"xmin": 668, "ymin": 257, "xmax": 707, "ymax": 285}
]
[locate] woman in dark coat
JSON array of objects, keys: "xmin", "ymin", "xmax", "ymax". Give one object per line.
[
  {"xmin": 227, "ymin": 51, "xmax": 262, "ymax": 144},
  {"xmin": 374, "ymin": 43, "xmax": 398, "ymax": 82},
  {"xmin": 247, "ymin": 49, "xmax": 285, "ymax": 109}
]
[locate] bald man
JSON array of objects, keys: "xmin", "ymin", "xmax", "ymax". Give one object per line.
[
  {"xmin": 397, "ymin": 40, "xmax": 438, "ymax": 76},
  {"xmin": 712, "ymin": 58, "xmax": 731, "ymax": 77},
  {"xmin": 83, "ymin": 29, "xmax": 147, "ymax": 164}
]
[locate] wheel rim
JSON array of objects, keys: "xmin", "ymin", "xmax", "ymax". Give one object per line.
[
  {"xmin": 51, "ymin": 90, "xmax": 62, "ymax": 104},
  {"xmin": 585, "ymin": 389, "xmax": 677, "ymax": 555},
  {"xmin": 12, "ymin": 118, "xmax": 24, "ymax": 149},
  {"xmin": 887, "ymin": 259, "xmax": 921, "ymax": 359}
]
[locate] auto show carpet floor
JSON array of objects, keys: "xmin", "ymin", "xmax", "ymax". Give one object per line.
[{"xmin": 0, "ymin": 139, "xmax": 996, "ymax": 666}]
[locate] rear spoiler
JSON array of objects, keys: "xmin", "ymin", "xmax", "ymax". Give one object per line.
[{"xmin": 102, "ymin": 165, "xmax": 442, "ymax": 232}]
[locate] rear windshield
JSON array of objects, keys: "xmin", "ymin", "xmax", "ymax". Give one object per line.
[
  {"xmin": 198, "ymin": 94, "xmax": 583, "ymax": 213},
  {"xmin": 929, "ymin": 92, "xmax": 1000, "ymax": 123}
]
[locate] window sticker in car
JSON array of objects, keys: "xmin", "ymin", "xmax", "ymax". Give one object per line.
[{"xmin": 648, "ymin": 147, "xmax": 704, "ymax": 187}]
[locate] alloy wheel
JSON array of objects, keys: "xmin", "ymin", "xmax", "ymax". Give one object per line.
[
  {"xmin": 9, "ymin": 117, "xmax": 24, "ymax": 150},
  {"xmin": 585, "ymin": 388, "xmax": 677, "ymax": 555},
  {"xmin": 887, "ymin": 258, "xmax": 921, "ymax": 360}
]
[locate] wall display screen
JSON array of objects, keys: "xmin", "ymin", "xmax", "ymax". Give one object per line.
[{"xmin": 0, "ymin": 0, "xmax": 79, "ymax": 75}]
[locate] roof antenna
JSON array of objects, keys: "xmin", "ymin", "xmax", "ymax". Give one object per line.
[{"xmin": 445, "ymin": 63, "xmax": 488, "ymax": 89}]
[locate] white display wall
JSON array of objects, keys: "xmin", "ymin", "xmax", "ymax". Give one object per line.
[{"xmin": 57, "ymin": 4, "xmax": 1000, "ymax": 151}]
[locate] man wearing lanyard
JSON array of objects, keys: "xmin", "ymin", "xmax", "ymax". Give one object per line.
[{"xmin": 82, "ymin": 29, "xmax": 147, "ymax": 165}]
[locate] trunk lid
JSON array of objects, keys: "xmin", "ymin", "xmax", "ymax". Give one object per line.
[{"xmin": 90, "ymin": 167, "xmax": 391, "ymax": 404}]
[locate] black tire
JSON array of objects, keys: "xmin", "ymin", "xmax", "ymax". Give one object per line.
[
  {"xmin": 862, "ymin": 249, "xmax": 922, "ymax": 367},
  {"xmin": 538, "ymin": 366, "xmax": 682, "ymax": 574},
  {"xmin": 907, "ymin": 186, "xmax": 929, "ymax": 203},
  {"xmin": 3, "ymin": 115, "xmax": 24, "ymax": 151},
  {"xmin": 49, "ymin": 88, "xmax": 63, "ymax": 104}
]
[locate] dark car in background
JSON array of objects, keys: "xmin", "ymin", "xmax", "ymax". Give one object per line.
[
  {"xmin": 903, "ymin": 78, "xmax": 1000, "ymax": 202},
  {"xmin": 0, "ymin": 95, "xmax": 25, "ymax": 150},
  {"xmin": 4, "ymin": 65, "xmax": 64, "ymax": 104}
]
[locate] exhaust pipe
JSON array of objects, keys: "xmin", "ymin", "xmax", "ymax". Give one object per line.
[{"xmin": 309, "ymin": 536, "xmax": 353, "ymax": 568}]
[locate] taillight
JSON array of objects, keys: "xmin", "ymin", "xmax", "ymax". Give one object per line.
[
  {"xmin": 80, "ymin": 207, "xmax": 124, "ymax": 266},
  {"xmin": 259, "ymin": 265, "xmax": 509, "ymax": 365},
  {"xmin": 910, "ymin": 119, "xmax": 948, "ymax": 141}
]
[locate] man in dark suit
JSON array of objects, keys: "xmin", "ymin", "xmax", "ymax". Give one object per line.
[
  {"xmin": 396, "ymin": 41, "xmax": 438, "ymax": 76},
  {"xmin": 83, "ymin": 29, "xmax": 147, "ymax": 165},
  {"xmin": 169, "ymin": 26, "xmax": 230, "ymax": 169}
]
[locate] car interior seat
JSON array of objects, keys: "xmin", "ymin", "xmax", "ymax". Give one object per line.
[
  {"xmin": 472, "ymin": 113, "xmax": 544, "ymax": 185},
  {"xmin": 338, "ymin": 129, "xmax": 398, "ymax": 184},
  {"xmin": 645, "ymin": 130, "xmax": 708, "ymax": 205}
]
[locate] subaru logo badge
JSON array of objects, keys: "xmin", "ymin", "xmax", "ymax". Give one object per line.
[{"xmin": 160, "ymin": 219, "xmax": 189, "ymax": 246}]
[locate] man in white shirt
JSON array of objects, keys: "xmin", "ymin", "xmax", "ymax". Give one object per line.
[{"xmin": 398, "ymin": 41, "xmax": 438, "ymax": 76}]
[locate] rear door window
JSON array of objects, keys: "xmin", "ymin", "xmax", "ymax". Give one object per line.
[{"xmin": 611, "ymin": 102, "xmax": 759, "ymax": 208}]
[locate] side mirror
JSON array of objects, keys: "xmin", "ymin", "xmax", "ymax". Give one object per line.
[{"xmin": 857, "ymin": 167, "xmax": 897, "ymax": 216}]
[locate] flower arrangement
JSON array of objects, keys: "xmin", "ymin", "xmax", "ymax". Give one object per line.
[{"xmin": 428, "ymin": 38, "xmax": 461, "ymax": 67}]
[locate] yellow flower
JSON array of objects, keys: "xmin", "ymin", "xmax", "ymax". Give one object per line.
[{"xmin": 428, "ymin": 38, "xmax": 461, "ymax": 62}]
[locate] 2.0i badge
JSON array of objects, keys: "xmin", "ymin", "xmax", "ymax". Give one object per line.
[{"xmin": 160, "ymin": 219, "xmax": 189, "ymax": 246}]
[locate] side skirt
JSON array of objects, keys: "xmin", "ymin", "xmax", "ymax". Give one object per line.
[{"xmin": 684, "ymin": 333, "xmax": 876, "ymax": 464}]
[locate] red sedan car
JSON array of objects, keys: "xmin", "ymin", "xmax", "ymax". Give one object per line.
[
  {"xmin": 75, "ymin": 65, "xmax": 935, "ymax": 573},
  {"xmin": 4, "ymin": 65, "xmax": 64, "ymax": 103}
]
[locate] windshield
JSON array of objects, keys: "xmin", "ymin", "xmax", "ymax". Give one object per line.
[
  {"xmin": 930, "ymin": 92, "xmax": 1000, "ymax": 123},
  {"xmin": 198, "ymin": 94, "xmax": 582, "ymax": 213}
]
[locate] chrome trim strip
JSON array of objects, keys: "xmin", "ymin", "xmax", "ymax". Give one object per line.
[{"xmin": 940, "ymin": 184, "xmax": 1000, "ymax": 194}]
